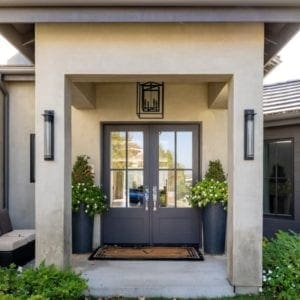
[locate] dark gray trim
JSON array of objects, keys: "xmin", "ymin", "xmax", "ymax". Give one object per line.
[
  {"xmin": 1, "ymin": 7, "xmax": 300, "ymax": 23},
  {"xmin": 0, "ymin": 74, "xmax": 9, "ymax": 210},
  {"xmin": 30, "ymin": 133, "xmax": 35, "ymax": 183}
]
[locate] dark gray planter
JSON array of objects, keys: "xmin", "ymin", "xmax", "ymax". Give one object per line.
[
  {"xmin": 203, "ymin": 202, "xmax": 227, "ymax": 254},
  {"xmin": 72, "ymin": 204, "xmax": 93, "ymax": 254}
]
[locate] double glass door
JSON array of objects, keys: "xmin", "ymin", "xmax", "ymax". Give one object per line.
[{"xmin": 102, "ymin": 124, "xmax": 201, "ymax": 245}]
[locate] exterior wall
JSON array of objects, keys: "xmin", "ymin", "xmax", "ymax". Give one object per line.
[
  {"xmin": 8, "ymin": 82, "xmax": 35, "ymax": 229},
  {"xmin": 264, "ymin": 124, "xmax": 300, "ymax": 236},
  {"xmin": 72, "ymin": 83, "xmax": 228, "ymax": 184},
  {"xmin": 0, "ymin": 92, "xmax": 3, "ymax": 209},
  {"xmin": 35, "ymin": 22, "xmax": 264, "ymax": 291}
]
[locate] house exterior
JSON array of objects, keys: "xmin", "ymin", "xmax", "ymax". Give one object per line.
[
  {"xmin": 263, "ymin": 80, "xmax": 300, "ymax": 237},
  {"xmin": 1, "ymin": 1, "xmax": 300, "ymax": 295}
]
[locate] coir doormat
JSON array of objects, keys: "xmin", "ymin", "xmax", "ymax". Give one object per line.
[{"xmin": 89, "ymin": 246, "xmax": 204, "ymax": 261}]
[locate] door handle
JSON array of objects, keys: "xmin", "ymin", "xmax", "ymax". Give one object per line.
[
  {"xmin": 144, "ymin": 186, "xmax": 149, "ymax": 211},
  {"xmin": 153, "ymin": 186, "xmax": 157, "ymax": 211}
]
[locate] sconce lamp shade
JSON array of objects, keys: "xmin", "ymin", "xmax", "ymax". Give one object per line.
[
  {"xmin": 244, "ymin": 109, "xmax": 255, "ymax": 160},
  {"xmin": 43, "ymin": 110, "xmax": 54, "ymax": 161}
]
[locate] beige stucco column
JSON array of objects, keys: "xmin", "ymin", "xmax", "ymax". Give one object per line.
[
  {"xmin": 35, "ymin": 73, "xmax": 72, "ymax": 267},
  {"xmin": 227, "ymin": 73, "xmax": 263, "ymax": 293}
]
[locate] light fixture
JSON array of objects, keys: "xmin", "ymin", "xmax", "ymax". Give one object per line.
[
  {"xmin": 244, "ymin": 109, "xmax": 255, "ymax": 160},
  {"xmin": 43, "ymin": 110, "xmax": 54, "ymax": 161},
  {"xmin": 136, "ymin": 81, "xmax": 164, "ymax": 119}
]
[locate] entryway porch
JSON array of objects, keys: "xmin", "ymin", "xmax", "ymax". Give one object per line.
[{"xmin": 72, "ymin": 254, "xmax": 234, "ymax": 298}]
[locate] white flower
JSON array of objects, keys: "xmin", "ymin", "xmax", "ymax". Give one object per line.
[
  {"xmin": 268, "ymin": 270, "xmax": 272, "ymax": 274},
  {"xmin": 85, "ymin": 210, "xmax": 88, "ymax": 213}
]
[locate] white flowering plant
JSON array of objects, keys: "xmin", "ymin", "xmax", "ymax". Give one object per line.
[
  {"xmin": 262, "ymin": 230, "xmax": 300, "ymax": 298},
  {"xmin": 72, "ymin": 182, "xmax": 108, "ymax": 217},
  {"xmin": 188, "ymin": 178, "xmax": 228, "ymax": 208}
]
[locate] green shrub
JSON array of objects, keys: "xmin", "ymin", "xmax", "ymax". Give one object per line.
[
  {"xmin": 72, "ymin": 155, "xmax": 108, "ymax": 216},
  {"xmin": 188, "ymin": 160, "xmax": 228, "ymax": 208},
  {"xmin": 263, "ymin": 230, "xmax": 300, "ymax": 299},
  {"xmin": 204, "ymin": 160, "xmax": 226, "ymax": 182},
  {"xmin": 188, "ymin": 178, "xmax": 228, "ymax": 208},
  {"xmin": 0, "ymin": 263, "xmax": 87, "ymax": 300}
]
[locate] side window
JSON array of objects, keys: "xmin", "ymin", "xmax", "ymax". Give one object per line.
[{"xmin": 264, "ymin": 139, "xmax": 294, "ymax": 216}]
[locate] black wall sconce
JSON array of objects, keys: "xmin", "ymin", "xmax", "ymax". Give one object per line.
[
  {"xmin": 30, "ymin": 133, "xmax": 35, "ymax": 182},
  {"xmin": 244, "ymin": 109, "xmax": 256, "ymax": 160},
  {"xmin": 43, "ymin": 110, "xmax": 54, "ymax": 161},
  {"xmin": 136, "ymin": 81, "xmax": 164, "ymax": 119}
]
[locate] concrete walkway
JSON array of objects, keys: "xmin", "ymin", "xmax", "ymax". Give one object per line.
[{"xmin": 72, "ymin": 255, "xmax": 235, "ymax": 298}]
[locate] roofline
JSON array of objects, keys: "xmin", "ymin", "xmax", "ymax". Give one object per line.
[
  {"xmin": 0, "ymin": 65, "xmax": 35, "ymax": 75},
  {"xmin": 1, "ymin": 0, "xmax": 300, "ymax": 7},
  {"xmin": 1, "ymin": 7, "xmax": 300, "ymax": 23}
]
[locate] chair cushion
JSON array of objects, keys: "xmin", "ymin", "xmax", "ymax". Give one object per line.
[
  {"xmin": 0, "ymin": 209, "xmax": 12, "ymax": 234},
  {"xmin": 0, "ymin": 236, "xmax": 29, "ymax": 251},
  {"xmin": 2, "ymin": 230, "xmax": 35, "ymax": 243}
]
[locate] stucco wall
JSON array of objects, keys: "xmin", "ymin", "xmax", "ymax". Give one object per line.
[
  {"xmin": 72, "ymin": 83, "xmax": 228, "ymax": 184},
  {"xmin": 35, "ymin": 22, "xmax": 264, "ymax": 289},
  {"xmin": 8, "ymin": 82, "xmax": 35, "ymax": 229},
  {"xmin": 0, "ymin": 92, "xmax": 3, "ymax": 209}
]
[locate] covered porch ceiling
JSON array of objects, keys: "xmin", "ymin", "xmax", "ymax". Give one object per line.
[{"xmin": 68, "ymin": 74, "xmax": 229, "ymax": 110}]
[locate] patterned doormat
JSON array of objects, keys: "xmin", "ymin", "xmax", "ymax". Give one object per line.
[{"xmin": 89, "ymin": 246, "xmax": 204, "ymax": 261}]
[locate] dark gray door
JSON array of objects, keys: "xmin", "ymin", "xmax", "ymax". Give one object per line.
[{"xmin": 102, "ymin": 124, "xmax": 201, "ymax": 245}]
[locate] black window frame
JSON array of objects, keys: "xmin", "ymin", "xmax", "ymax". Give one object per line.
[{"xmin": 263, "ymin": 137, "xmax": 294, "ymax": 219}]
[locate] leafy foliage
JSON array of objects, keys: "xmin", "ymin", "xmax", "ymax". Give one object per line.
[
  {"xmin": 72, "ymin": 155, "xmax": 108, "ymax": 216},
  {"xmin": 188, "ymin": 160, "xmax": 228, "ymax": 208},
  {"xmin": 72, "ymin": 155, "xmax": 94, "ymax": 185},
  {"xmin": 0, "ymin": 263, "xmax": 87, "ymax": 300},
  {"xmin": 72, "ymin": 182, "xmax": 108, "ymax": 216},
  {"xmin": 263, "ymin": 230, "xmax": 300, "ymax": 299},
  {"xmin": 188, "ymin": 178, "xmax": 228, "ymax": 208},
  {"xmin": 205, "ymin": 160, "xmax": 226, "ymax": 182}
]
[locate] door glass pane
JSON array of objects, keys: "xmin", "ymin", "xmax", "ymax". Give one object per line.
[
  {"xmin": 159, "ymin": 170, "xmax": 175, "ymax": 207},
  {"xmin": 111, "ymin": 131, "xmax": 126, "ymax": 169},
  {"xmin": 110, "ymin": 170, "xmax": 126, "ymax": 207},
  {"xmin": 177, "ymin": 170, "xmax": 192, "ymax": 207},
  {"xmin": 128, "ymin": 170, "xmax": 144, "ymax": 208},
  {"xmin": 159, "ymin": 132, "xmax": 175, "ymax": 169},
  {"xmin": 128, "ymin": 132, "xmax": 144, "ymax": 169},
  {"xmin": 177, "ymin": 132, "xmax": 192, "ymax": 169}
]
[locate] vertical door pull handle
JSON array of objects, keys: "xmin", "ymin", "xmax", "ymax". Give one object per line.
[
  {"xmin": 153, "ymin": 186, "xmax": 157, "ymax": 211},
  {"xmin": 144, "ymin": 186, "xmax": 149, "ymax": 211}
]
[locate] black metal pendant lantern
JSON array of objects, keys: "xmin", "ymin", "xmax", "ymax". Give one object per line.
[{"xmin": 136, "ymin": 81, "xmax": 164, "ymax": 119}]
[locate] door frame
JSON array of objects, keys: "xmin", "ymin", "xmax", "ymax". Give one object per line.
[{"xmin": 100, "ymin": 121, "xmax": 202, "ymax": 245}]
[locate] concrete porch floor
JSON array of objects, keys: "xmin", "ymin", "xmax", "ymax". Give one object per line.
[{"xmin": 72, "ymin": 254, "xmax": 235, "ymax": 298}]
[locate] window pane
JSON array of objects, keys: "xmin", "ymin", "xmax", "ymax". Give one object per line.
[
  {"xmin": 177, "ymin": 170, "xmax": 192, "ymax": 207},
  {"xmin": 128, "ymin": 170, "xmax": 144, "ymax": 208},
  {"xmin": 177, "ymin": 132, "xmax": 192, "ymax": 169},
  {"xmin": 159, "ymin": 132, "xmax": 175, "ymax": 169},
  {"xmin": 277, "ymin": 140, "xmax": 293, "ymax": 179},
  {"xmin": 266, "ymin": 141, "xmax": 277, "ymax": 177},
  {"xmin": 128, "ymin": 132, "xmax": 144, "ymax": 169},
  {"xmin": 159, "ymin": 170, "xmax": 175, "ymax": 207},
  {"xmin": 111, "ymin": 132, "xmax": 126, "ymax": 169},
  {"xmin": 263, "ymin": 178, "xmax": 276, "ymax": 214},
  {"xmin": 110, "ymin": 170, "xmax": 126, "ymax": 207},
  {"xmin": 263, "ymin": 139, "xmax": 293, "ymax": 216},
  {"xmin": 277, "ymin": 178, "xmax": 293, "ymax": 215}
]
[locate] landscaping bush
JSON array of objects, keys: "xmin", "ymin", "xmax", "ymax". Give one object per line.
[
  {"xmin": 0, "ymin": 263, "xmax": 87, "ymax": 300},
  {"xmin": 263, "ymin": 230, "xmax": 300, "ymax": 299}
]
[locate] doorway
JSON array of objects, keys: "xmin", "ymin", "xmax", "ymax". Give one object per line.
[{"xmin": 102, "ymin": 124, "xmax": 201, "ymax": 245}]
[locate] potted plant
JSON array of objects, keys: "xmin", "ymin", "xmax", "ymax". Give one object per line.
[
  {"xmin": 189, "ymin": 160, "xmax": 228, "ymax": 254},
  {"xmin": 72, "ymin": 155, "xmax": 108, "ymax": 253}
]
